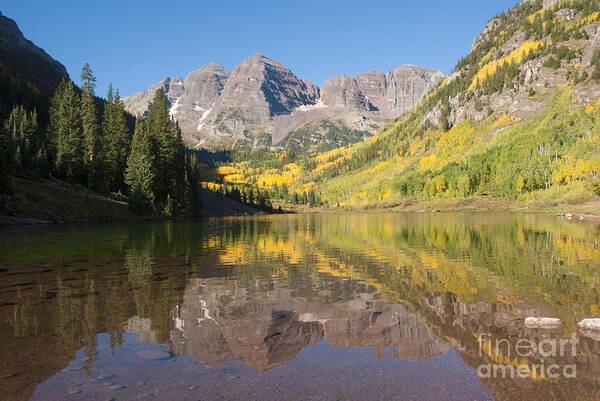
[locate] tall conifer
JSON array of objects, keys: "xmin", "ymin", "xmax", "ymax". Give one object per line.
[
  {"xmin": 80, "ymin": 63, "xmax": 104, "ymax": 191},
  {"xmin": 146, "ymin": 89, "xmax": 174, "ymax": 209},
  {"xmin": 125, "ymin": 117, "xmax": 154, "ymax": 213},
  {"xmin": 103, "ymin": 88, "xmax": 131, "ymax": 194},
  {"xmin": 53, "ymin": 80, "xmax": 84, "ymax": 183}
]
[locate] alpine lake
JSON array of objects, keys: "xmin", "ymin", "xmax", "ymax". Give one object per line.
[{"xmin": 1, "ymin": 212, "xmax": 600, "ymax": 401}]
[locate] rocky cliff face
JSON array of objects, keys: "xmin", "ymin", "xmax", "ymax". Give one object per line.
[
  {"xmin": 122, "ymin": 76, "xmax": 185, "ymax": 117},
  {"xmin": 322, "ymin": 66, "xmax": 446, "ymax": 118},
  {"xmin": 123, "ymin": 54, "xmax": 445, "ymax": 150},
  {"xmin": 196, "ymin": 53, "xmax": 321, "ymax": 148},
  {"xmin": 122, "ymin": 62, "xmax": 230, "ymax": 134}
]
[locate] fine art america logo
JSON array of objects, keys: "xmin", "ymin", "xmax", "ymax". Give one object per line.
[{"xmin": 476, "ymin": 333, "xmax": 578, "ymax": 379}]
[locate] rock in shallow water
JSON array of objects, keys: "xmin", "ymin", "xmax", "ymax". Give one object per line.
[
  {"xmin": 524, "ymin": 317, "xmax": 562, "ymax": 329},
  {"xmin": 578, "ymin": 318, "xmax": 600, "ymax": 340},
  {"xmin": 578, "ymin": 318, "xmax": 600, "ymax": 331}
]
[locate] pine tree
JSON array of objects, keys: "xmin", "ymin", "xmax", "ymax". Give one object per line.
[
  {"xmin": 0, "ymin": 121, "xmax": 9, "ymax": 193},
  {"xmin": 184, "ymin": 154, "xmax": 203, "ymax": 216},
  {"xmin": 2, "ymin": 106, "xmax": 44, "ymax": 179},
  {"xmin": 47, "ymin": 79, "xmax": 67, "ymax": 162},
  {"xmin": 15, "ymin": 107, "xmax": 39, "ymax": 171},
  {"xmin": 146, "ymin": 89, "xmax": 172, "ymax": 208},
  {"xmin": 80, "ymin": 63, "xmax": 104, "ymax": 191},
  {"xmin": 106, "ymin": 83, "xmax": 114, "ymax": 103},
  {"xmin": 439, "ymin": 100, "xmax": 451, "ymax": 131},
  {"xmin": 145, "ymin": 89, "xmax": 186, "ymax": 213},
  {"xmin": 171, "ymin": 121, "xmax": 186, "ymax": 212},
  {"xmin": 50, "ymin": 80, "xmax": 85, "ymax": 184},
  {"xmin": 308, "ymin": 190, "xmax": 317, "ymax": 207},
  {"xmin": 125, "ymin": 118, "xmax": 154, "ymax": 214},
  {"xmin": 6, "ymin": 106, "xmax": 24, "ymax": 173},
  {"xmin": 103, "ymin": 88, "xmax": 131, "ymax": 194}
]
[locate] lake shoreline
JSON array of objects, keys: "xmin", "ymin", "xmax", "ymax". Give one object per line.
[
  {"xmin": 4, "ymin": 179, "xmax": 600, "ymax": 226},
  {"xmin": 0, "ymin": 176, "xmax": 264, "ymax": 226},
  {"xmin": 282, "ymin": 195, "xmax": 600, "ymax": 219}
]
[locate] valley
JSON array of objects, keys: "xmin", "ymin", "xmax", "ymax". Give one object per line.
[{"xmin": 4, "ymin": 1, "xmax": 600, "ymax": 400}]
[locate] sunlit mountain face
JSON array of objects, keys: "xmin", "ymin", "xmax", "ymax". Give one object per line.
[{"xmin": 1, "ymin": 213, "xmax": 600, "ymax": 401}]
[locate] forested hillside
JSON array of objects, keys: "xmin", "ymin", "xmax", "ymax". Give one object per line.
[
  {"xmin": 0, "ymin": 63, "xmax": 210, "ymax": 221},
  {"xmin": 206, "ymin": 0, "xmax": 600, "ymax": 210}
]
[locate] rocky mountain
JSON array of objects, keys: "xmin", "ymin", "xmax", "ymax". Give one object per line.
[
  {"xmin": 197, "ymin": 53, "xmax": 321, "ymax": 149},
  {"xmin": 122, "ymin": 62, "xmax": 230, "ymax": 135},
  {"xmin": 0, "ymin": 11, "xmax": 69, "ymax": 117},
  {"xmin": 123, "ymin": 53, "xmax": 445, "ymax": 150},
  {"xmin": 321, "ymin": 65, "xmax": 446, "ymax": 118}
]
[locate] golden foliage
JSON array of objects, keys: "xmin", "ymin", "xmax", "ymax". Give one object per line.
[
  {"xmin": 469, "ymin": 41, "xmax": 544, "ymax": 90},
  {"xmin": 527, "ymin": 1, "xmax": 567, "ymax": 24},
  {"xmin": 491, "ymin": 113, "xmax": 516, "ymax": 130},
  {"xmin": 552, "ymin": 156, "xmax": 600, "ymax": 184}
]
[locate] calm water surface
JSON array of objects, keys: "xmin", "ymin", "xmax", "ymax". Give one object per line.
[{"xmin": 1, "ymin": 213, "xmax": 600, "ymax": 400}]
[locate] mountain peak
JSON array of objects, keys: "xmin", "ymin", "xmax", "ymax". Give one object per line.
[
  {"xmin": 123, "ymin": 54, "xmax": 445, "ymax": 150},
  {"xmin": 241, "ymin": 52, "xmax": 287, "ymax": 69},
  {"xmin": 203, "ymin": 61, "xmax": 226, "ymax": 70}
]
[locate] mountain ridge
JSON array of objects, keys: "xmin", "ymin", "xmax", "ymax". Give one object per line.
[
  {"xmin": 123, "ymin": 54, "xmax": 445, "ymax": 151},
  {"xmin": 0, "ymin": 11, "xmax": 69, "ymax": 118}
]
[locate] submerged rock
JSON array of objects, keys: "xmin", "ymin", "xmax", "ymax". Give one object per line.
[
  {"xmin": 524, "ymin": 317, "xmax": 562, "ymax": 329},
  {"xmin": 578, "ymin": 319, "xmax": 600, "ymax": 340}
]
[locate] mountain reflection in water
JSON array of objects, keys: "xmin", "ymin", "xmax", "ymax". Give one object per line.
[{"xmin": 1, "ymin": 213, "xmax": 600, "ymax": 400}]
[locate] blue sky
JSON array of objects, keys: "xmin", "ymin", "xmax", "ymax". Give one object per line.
[{"xmin": 3, "ymin": 0, "xmax": 519, "ymax": 97}]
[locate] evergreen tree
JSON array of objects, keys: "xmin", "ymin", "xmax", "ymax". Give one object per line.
[
  {"xmin": 439, "ymin": 100, "xmax": 451, "ymax": 131},
  {"xmin": 308, "ymin": 190, "xmax": 317, "ymax": 207},
  {"xmin": 146, "ymin": 89, "xmax": 172, "ymax": 208},
  {"xmin": 49, "ymin": 80, "xmax": 85, "ymax": 184},
  {"xmin": 14, "ymin": 107, "xmax": 39, "ymax": 172},
  {"xmin": 145, "ymin": 89, "xmax": 186, "ymax": 213},
  {"xmin": 106, "ymin": 83, "xmax": 114, "ymax": 103},
  {"xmin": 184, "ymin": 154, "xmax": 203, "ymax": 216},
  {"xmin": 125, "ymin": 118, "xmax": 154, "ymax": 214},
  {"xmin": 103, "ymin": 88, "xmax": 131, "ymax": 194},
  {"xmin": 47, "ymin": 79, "xmax": 67, "ymax": 162},
  {"xmin": 0, "ymin": 121, "xmax": 9, "ymax": 193},
  {"xmin": 2, "ymin": 105, "xmax": 45, "ymax": 181},
  {"xmin": 171, "ymin": 121, "xmax": 186, "ymax": 212},
  {"xmin": 6, "ymin": 106, "xmax": 25, "ymax": 172},
  {"xmin": 80, "ymin": 63, "xmax": 104, "ymax": 191}
]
